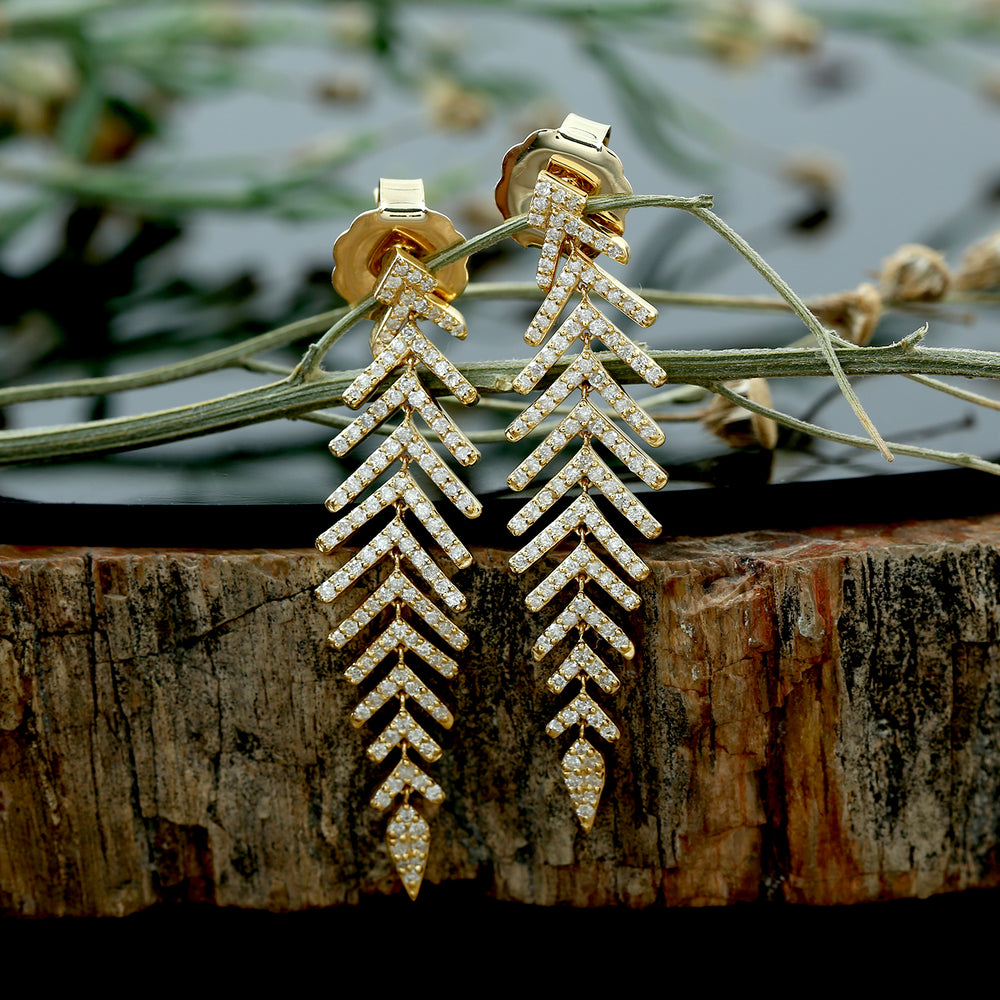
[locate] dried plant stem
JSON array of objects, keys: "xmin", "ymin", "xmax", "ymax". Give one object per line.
[
  {"xmin": 3, "ymin": 192, "xmax": 999, "ymax": 475},
  {"xmin": 3, "ymin": 284, "xmax": 992, "ymax": 413},
  {"xmin": 253, "ymin": 359, "xmax": 706, "ymax": 440},
  {"xmin": 302, "ymin": 193, "xmax": 890, "ymax": 457},
  {"xmin": 673, "ymin": 202, "xmax": 892, "ymax": 461},
  {"xmin": 472, "ymin": 384, "xmax": 706, "ymax": 416},
  {"xmin": 904, "ymin": 373, "xmax": 1000, "ymax": 412},
  {"xmin": 464, "ymin": 281, "xmax": 1000, "ymax": 313},
  {"xmin": 708, "ymin": 380, "xmax": 1000, "ymax": 477},
  {"xmin": 825, "ymin": 332, "xmax": 1000, "ymax": 414},
  {"xmin": 0, "ymin": 309, "xmax": 345, "ymax": 407},
  {"xmin": 296, "ymin": 191, "xmax": 887, "ymax": 460},
  {"xmin": 4, "ymin": 341, "xmax": 1000, "ymax": 465},
  {"xmin": 463, "ymin": 282, "xmax": 813, "ymax": 310}
]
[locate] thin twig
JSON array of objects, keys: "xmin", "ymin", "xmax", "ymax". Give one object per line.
[
  {"xmin": 708, "ymin": 380, "xmax": 1000, "ymax": 477},
  {"xmin": 904, "ymin": 373, "xmax": 1000, "ymax": 412},
  {"xmin": 292, "ymin": 297, "xmax": 376, "ymax": 382},
  {"xmin": 4, "ymin": 341, "xmax": 1000, "ymax": 464},
  {"xmin": 823, "ymin": 330, "xmax": 1000, "ymax": 414},
  {"xmin": 472, "ymin": 383, "xmax": 707, "ymax": 416},
  {"xmin": 463, "ymin": 280, "xmax": 1000, "ymax": 313},
  {"xmin": 0, "ymin": 309, "xmax": 345, "ymax": 407},
  {"xmin": 2, "ymin": 189, "xmax": 998, "ymax": 476},
  {"xmin": 251, "ymin": 359, "xmax": 707, "ymax": 440},
  {"xmin": 678, "ymin": 203, "xmax": 893, "ymax": 461}
]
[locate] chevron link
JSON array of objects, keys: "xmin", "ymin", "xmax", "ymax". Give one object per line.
[
  {"xmin": 318, "ymin": 244, "xmax": 480, "ymax": 899},
  {"xmin": 508, "ymin": 444, "xmax": 661, "ymax": 539},
  {"xmin": 507, "ymin": 400, "xmax": 667, "ymax": 492},
  {"xmin": 331, "ymin": 371, "xmax": 479, "ymax": 466},
  {"xmin": 513, "ymin": 304, "xmax": 665, "ymax": 395},
  {"xmin": 548, "ymin": 640, "xmax": 621, "ymax": 695},
  {"xmin": 508, "ymin": 493, "xmax": 649, "ymax": 580},
  {"xmin": 525, "ymin": 541, "xmax": 641, "ymax": 612},
  {"xmin": 505, "ymin": 158, "xmax": 672, "ymax": 831},
  {"xmin": 374, "ymin": 248, "xmax": 466, "ymax": 340}
]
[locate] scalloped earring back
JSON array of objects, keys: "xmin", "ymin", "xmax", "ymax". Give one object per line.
[{"xmin": 315, "ymin": 179, "xmax": 479, "ymax": 899}]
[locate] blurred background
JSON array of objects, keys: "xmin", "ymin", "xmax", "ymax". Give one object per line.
[{"xmin": 1, "ymin": 0, "xmax": 999, "ymax": 504}]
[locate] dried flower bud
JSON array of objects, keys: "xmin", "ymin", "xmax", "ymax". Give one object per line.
[
  {"xmin": 0, "ymin": 49, "xmax": 79, "ymax": 136},
  {"xmin": 315, "ymin": 75, "xmax": 369, "ymax": 104},
  {"xmin": 695, "ymin": 7, "xmax": 763, "ymax": 68},
  {"xmin": 293, "ymin": 132, "xmax": 352, "ymax": 168},
  {"xmin": 513, "ymin": 99, "xmax": 568, "ymax": 143},
  {"xmin": 0, "ymin": 86, "xmax": 51, "ymax": 135},
  {"xmin": 460, "ymin": 198, "xmax": 504, "ymax": 231},
  {"xmin": 757, "ymin": 0, "xmax": 821, "ymax": 53},
  {"xmin": 696, "ymin": 1, "xmax": 819, "ymax": 66},
  {"xmin": 8, "ymin": 49, "xmax": 79, "ymax": 104},
  {"xmin": 194, "ymin": 2, "xmax": 250, "ymax": 46},
  {"xmin": 781, "ymin": 149, "xmax": 845, "ymax": 194},
  {"xmin": 88, "ymin": 108, "xmax": 146, "ymax": 164},
  {"xmin": 808, "ymin": 282, "xmax": 882, "ymax": 346},
  {"xmin": 954, "ymin": 232, "xmax": 1000, "ymax": 290},
  {"xmin": 879, "ymin": 244, "xmax": 951, "ymax": 302},
  {"xmin": 702, "ymin": 379, "xmax": 779, "ymax": 450},
  {"xmin": 425, "ymin": 78, "xmax": 490, "ymax": 132},
  {"xmin": 980, "ymin": 72, "xmax": 1000, "ymax": 106}
]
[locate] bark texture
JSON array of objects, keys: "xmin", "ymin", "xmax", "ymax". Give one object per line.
[{"xmin": 2, "ymin": 513, "xmax": 999, "ymax": 915}]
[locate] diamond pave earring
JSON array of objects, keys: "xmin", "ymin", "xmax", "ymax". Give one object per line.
[
  {"xmin": 495, "ymin": 115, "xmax": 669, "ymax": 831},
  {"xmin": 315, "ymin": 179, "xmax": 480, "ymax": 899}
]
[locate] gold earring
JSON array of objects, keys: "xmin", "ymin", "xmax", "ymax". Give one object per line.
[
  {"xmin": 315, "ymin": 179, "xmax": 478, "ymax": 898},
  {"xmin": 495, "ymin": 115, "xmax": 667, "ymax": 831}
]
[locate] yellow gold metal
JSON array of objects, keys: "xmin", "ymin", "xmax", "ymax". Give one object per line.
[
  {"xmin": 545, "ymin": 154, "xmax": 603, "ymax": 195},
  {"xmin": 501, "ymin": 115, "xmax": 668, "ymax": 831},
  {"xmin": 495, "ymin": 113, "xmax": 632, "ymax": 248},
  {"xmin": 317, "ymin": 180, "xmax": 478, "ymax": 900},
  {"xmin": 332, "ymin": 178, "xmax": 469, "ymax": 306}
]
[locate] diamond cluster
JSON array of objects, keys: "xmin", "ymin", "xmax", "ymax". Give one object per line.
[
  {"xmin": 316, "ymin": 246, "xmax": 479, "ymax": 899},
  {"xmin": 561, "ymin": 738, "xmax": 607, "ymax": 825},
  {"xmin": 385, "ymin": 803, "xmax": 432, "ymax": 896},
  {"xmin": 506, "ymin": 166, "xmax": 668, "ymax": 831}
]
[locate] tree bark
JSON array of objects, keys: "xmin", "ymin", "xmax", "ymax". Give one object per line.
[{"xmin": 2, "ymin": 512, "xmax": 999, "ymax": 915}]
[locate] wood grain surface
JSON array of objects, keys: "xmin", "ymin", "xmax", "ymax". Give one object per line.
[{"xmin": 2, "ymin": 512, "xmax": 999, "ymax": 915}]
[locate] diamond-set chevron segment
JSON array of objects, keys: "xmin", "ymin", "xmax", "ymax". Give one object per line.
[
  {"xmin": 506, "ymin": 165, "xmax": 667, "ymax": 832},
  {"xmin": 507, "ymin": 400, "xmax": 667, "ymax": 493},
  {"xmin": 525, "ymin": 249, "xmax": 656, "ymax": 346},
  {"xmin": 526, "ymin": 540, "xmax": 641, "ymax": 613},
  {"xmin": 527, "ymin": 173, "xmax": 630, "ymax": 291},
  {"xmin": 548, "ymin": 640, "xmax": 620, "ymax": 696},
  {"xmin": 317, "ymin": 245, "xmax": 478, "ymax": 899},
  {"xmin": 512, "ymin": 303, "xmax": 666, "ymax": 394},
  {"xmin": 507, "ymin": 444, "xmax": 661, "ymax": 540},
  {"xmin": 505, "ymin": 352, "xmax": 665, "ymax": 447}
]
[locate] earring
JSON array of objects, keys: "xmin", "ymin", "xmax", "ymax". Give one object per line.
[
  {"xmin": 495, "ymin": 115, "xmax": 667, "ymax": 831},
  {"xmin": 315, "ymin": 179, "xmax": 478, "ymax": 899}
]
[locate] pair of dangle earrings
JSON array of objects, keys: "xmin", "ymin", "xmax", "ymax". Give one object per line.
[{"xmin": 316, "ymin": 115, "xmax": 668, "ymax": 899}]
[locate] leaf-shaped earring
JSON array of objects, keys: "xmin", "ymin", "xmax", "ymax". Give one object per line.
[
  {"xmin": 315, "ymin": 179, "xmax": 479, "ymax": 899},
  {"xmin": 495, "ymin": 115, "xmax": 667, "ymax": 831}
]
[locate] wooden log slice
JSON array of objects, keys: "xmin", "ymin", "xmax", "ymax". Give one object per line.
[{"xmin": 1, "ymin": 512, "xmax": 999, "ymax": 915}]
